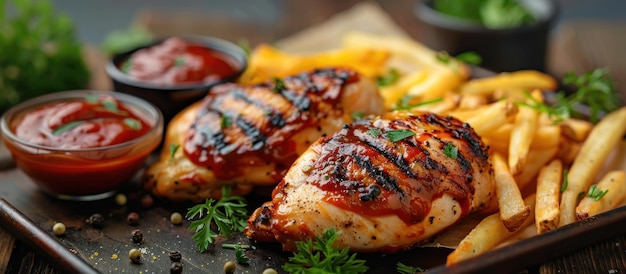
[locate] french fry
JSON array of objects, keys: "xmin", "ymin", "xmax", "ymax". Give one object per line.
[
  {"xmin": 515, "ymin": 147, "xmax": 559, "ymax": 192},
  {"xmin": 459, "ymin": 70, "xmax": 557, "ymax": 96},
  {"xmin": 535, "ymin": 159, "xmax": 563, "ymax": 234},
  {"xmin": 458, "ymin": 94, "xmax": 487, "ymax": 110},
  {"xmin": 560, "ymin": 118, "xmax": 593, "ymax": 142},
  {"xmin": 446, "ymin": 194, "xmax": 536, "ymax": 265},
  {"xmin": 449, "ymin": 100, "xmax": 518, "ymax": 136},
  {"xmin": 576, "ymin": 171, "xmax": 626, "ymax": 220},
  {"xmin": 556, "ymin": 137, "xmax": 582, "ymax": 166},
  {"xmin": 492, "ymin": 153, "xmax": 531, "ymax": 231},
  {"xmin": 509, "ymin": 92, "xmax": 540, "ymax": 175},
  {"xmin": 559, "ymin": 107, "xmax": 626, "ymax": 226}
]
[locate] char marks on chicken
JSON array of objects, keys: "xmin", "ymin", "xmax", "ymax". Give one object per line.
[
  {"xmin": 144, "ymin": 68, "xmax": 385, "ymax": 202},
  {"xmin": 246, "ymin": 110, "xmax": 495, "ymax": 252}
]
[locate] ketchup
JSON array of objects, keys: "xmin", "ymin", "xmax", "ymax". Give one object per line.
[
  {"xmin": 121, "ymin": 37, "xmax": 239, "ymax": 86},
  {"xmin": 12, "ymin": 93, "xmax": 152, "ymax": 149}
]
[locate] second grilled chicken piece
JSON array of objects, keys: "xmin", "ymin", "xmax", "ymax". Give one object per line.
[
  {"xmin": 144, "ymin": 68, "xmax": 385, "ymax": 202},
  {"xmin": 246, "ymin": 111, "xmax": 495, "ymax": 252}
]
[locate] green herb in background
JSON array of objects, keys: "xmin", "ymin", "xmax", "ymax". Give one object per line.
[
  {"xmin": 1, "ymin": 0, "xmax": 90, "ymax": 113},
  {"xmin": 377, "ymin": 68, "xmax": 400, "ymax": 87},
  {"xmin": 101, "ymin": 24, "xmax": 153, "ymax": 55},
  {"xmin": 397, "ymin": 262, "xmax": 425, "ymax": 273},
  {"xmin": 433, "ymin": 0, "xmax": 536, "ymax": 29}
]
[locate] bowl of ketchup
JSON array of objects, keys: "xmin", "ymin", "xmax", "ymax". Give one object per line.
[
  {"xmin": 106, "ymin": 35, "xmax": 247, "ymax": 121},
  {"xmin": 0, "ymin": 90, "xmax": 164, "ymax": 201}
]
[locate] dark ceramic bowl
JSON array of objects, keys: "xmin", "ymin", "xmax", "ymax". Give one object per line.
[
  {"xmin": 415, "ymin": 0, "xmax": 559, "ymax": 72},
  {"xmin": 106, "ymin": 35, "xmax": 247, "ymax": 121}
]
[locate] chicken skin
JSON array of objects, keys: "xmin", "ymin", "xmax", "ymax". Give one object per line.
[
  {"xmin": 246, "ymin": 111, "xmax": 495, "ymax": 252},
  {"xmin": 144, "ymin": 68, "xmax": 385, "ymax": 202}
]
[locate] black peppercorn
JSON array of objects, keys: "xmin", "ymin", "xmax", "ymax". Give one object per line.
[
  {"xmin": 168, "ymin": 250, "xmax": 182, "ymax": 262},
  {"xmin": 127, "ymin": 212, "xmax": 139, "ymax": 226},
  {"xmin": 88, "ymin": 213, "xmax": 105, "ymax": 228},
  {"xmin": 131, "ymin": 229, "xmax": 143, "ymax": 243},
  {"xmin": 170, "ymin": 261, "xmax": 183, "ymax": 274}
]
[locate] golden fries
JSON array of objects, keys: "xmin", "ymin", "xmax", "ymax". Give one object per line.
[
  {"xmin": 559, "ymin": 107, "xmax": 626, "ymax": 226},
  {"xmin": 508, "ymin": 92, "xmax": 540, "ymax": 175},
  {"xmin": 458, "ymin": 70, "xmax": 557, "ymax": 96},
  {"xmin": 492, "ymin": 153, "xmax": 531, "ymax": 231},
  {"xmin": 535, "ymin": 159, "xmax": 563, "ymax": 233},
  {"xmin": 576, "ymin": 171, "xmax": 626, "ymax": 220}
]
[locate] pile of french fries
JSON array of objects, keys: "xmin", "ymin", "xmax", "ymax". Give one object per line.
[{"xmin": 239, "ymin": 31, "xmax": 626, "ymax": 265}]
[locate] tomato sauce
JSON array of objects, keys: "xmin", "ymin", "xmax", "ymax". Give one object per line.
[
  {"xmin": 12, "ymin": 94, "xmax": 153, "ymax": 149},
  {"xmin": 121, "ymin": 37, "xmax": 240, "ymax": 86}
]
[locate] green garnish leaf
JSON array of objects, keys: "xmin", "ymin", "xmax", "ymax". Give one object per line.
[
  {"xmin": 186, "ymin": 186, "xmax": 248, "ymax": 252},
  {"xmin": 52, "ymin": 121, "xmax": 85, "ymax": 135},
  {"xmin": 282, "ymin": 228, "xmax": 368, "ymax": 274},
  {"xmin": 272, "ymin": 77, "xmax": 286, "ymax": 93},
  {"xmin": 174, "ymin": 56, "xmax": 185, "ymax": 66},
  {"xmin": 351, "ymin": 111, "xmax": 365, "ymax": 120},
  {"xmin": 433, "ymin": 0, "xmax": 536, "ymax": 29},
  {"xmin": 519, "ymin": 68, "xmax": 620, "ymax": 124},
  {"xmin": 443, "ymin": 143, "xmax": 458, "ymax": 159},
  {"xmin": 397, "ymin": 262, "xmax": 426, "ymax": 273},
  {"xmin": 169, "ymin": 144, "xmax": 180, "ymax": 163},
  {"xmin": 455, "ymin": 51, "xmax": 482, "ymax": 65},
  {"xmin": 394, "ymin": 95, "xmax": 444, "ymax": 110},
  {"xmin": 560, "ymin": 170, "xmax": 569, "ymax": 193},
  {"xmin": 101, "ymin": 100, "xmax": 118, "ymax": 112},
  {"xmin": 221, "ymin": 115, "xmax": 232, "ymax": 128},
  {"xmin": 366, "ymin": 128, "xmax": 381, "ymax": 137},
  {"xmin": 386, "ymin": 129, "xmax": 416, "ymax": 142},
  {"xmin": 123, "ymin": 118, "xmax": 142, "ymax": 130},
  {"xmin": 85, "ymin": 94, "xmax": 99, "ymax": 103},
  {"xmin": 587, "ymin": 185, "xmax": 609, "ymax": 202},
  {"xmin": 377, "ymin": 68, "xmax": 400, "ymax": 87},
  {"xmin": 234, "ymin": 245, "xmax": 249, "ymax": 264},
  {"xmin": 436, "ymin": 51, "xmax": 452, "ymax": 64}
]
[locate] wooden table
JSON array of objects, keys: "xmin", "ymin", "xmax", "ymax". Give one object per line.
[{"xmin": 2, "ymin": 1, "xmax": 625, "ymax": 273}]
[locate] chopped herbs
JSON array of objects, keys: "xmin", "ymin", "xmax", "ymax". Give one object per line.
[
  {"xmin": 52, "ymin": 121, "xmax": 85, "ymax": 135},
  {"xmin": 169, "ymin": 144, "xmax": 180, "ymax": 163},
  {"xmin": 366, "ymin": 128, "xmax": 381, "ymax": 137},
  {"xmin": 386, "ymin": 129, "xmax": 416, "ymax": 142},
  {"xmin": 221, "ymin": 115, "xmax": 232, "ymax": 128},
  {"xmin": 282, "ymin": 228, "xmax": 368, "ymax": 274},
  {"xmin": 560, "ymin": 170, "xmax": 569, "ymax": 193},
  {"xmin": 222, "ymin": 243, "xmax": 251, "ymax": 264},
  {"xmin": 443, "ymin": 143, "xmax": 458, "ymax": 159},
  {"xmin": 85, "ymin": 94, "xmax": 99, "ymax": 103},
  {"xmin": 436, "ymin": 51, "xmax": 452, "ymax": 65},
  {"xmin": 397, "ymin": 262, "xmax": 425, "ymax": 273},
  {"xmin": 377, "ymin": 68, "xmax": 400, "ymax": 87},
  {"xmin": 101, "ymin": 100, "xmax": 119, "ymax": 112},
  {"xmin": 433, "ymin": 0, "xmax": 536, "ymax": 29},
  {"xmin": 394, "ymin": 95, "xmax": 444, "ymax": 110},
  {"xmin": 174, "ymin": 56, "xmax": 186, "ymax": 66},
  {"xmin": 519, "ymin": 68, "xmax": 620, "ymax": 124},
  {"xmin": 587, "ymin": 185, "xmax": 609, "ymax": 202},
  {"xmin": 351, "ymin": 111, "xmax": 365, "ymax": 120},
  {"xmin": 272, "ymin": 77, "xmax": 286, "ymax": 93},
  {"xmin": 186, "ymin": 186, "xmax": 248, "ymax": 252},
  {"xmin": 123, "ymin": 118, "xmax": 142, "ymax": 130},
  {"xmin": 455, "ymin": 51, "xmax": 482, "ymax": 65}
]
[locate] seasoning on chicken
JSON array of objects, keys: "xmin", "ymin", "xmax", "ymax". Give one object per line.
[
  {"xmin": 246, "ymin": 110, "xmax": 495, "ymax": 252},
  {"xmin": 144, "ymin": 68, "xmax": 385, "ymax": 202}
]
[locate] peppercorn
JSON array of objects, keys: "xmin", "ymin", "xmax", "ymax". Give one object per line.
[
  {"xmin": 262, "ymin": 268, "xmax": 278, "ymax": 274},
  {"xmin": 168, "ymin": 250, "xmax": 182, "ymax": 262},
  {"xmin": 140, "ymin": 194, "xmax": 154, "ymax": 208},
  {"xmin": 170, "ymin": 261, "xmax": 183, "ymax": 274},
  {"xmin": 52, "ymin": 222, "xmax": 66, "ymax": 236},
  {"xmin": 223, "ymin": 261, "xmax": 236, "ymax": 274},
  {"xmin": 129, "ymin": 248, "xmax": 141, "ymax": 263},
  {"xmin": 131, "ymin": 229, "xmax": 143, "ymax": 244},
  {"xmin": 88, "ymin": 213, "xmax": 105, "ymax": 228},
  {"xmin": 114, "ymin": 193, "xmax": 127, "ymax": 206},
  {"xmin": 170, "ymin": 212, "xmax": 183, "ymax": 225},
  {"xmin": 127, "ymin": 212, "xmax": 139, "ymax": 226}
]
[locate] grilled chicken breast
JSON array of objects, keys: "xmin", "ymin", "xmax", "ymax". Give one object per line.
[
  {"xmin": 144, "ymin": 68, "xmax": 385, "ymax": 202},
  {"xmin": 246, "ymin": 111, "xmax": 495, "ymax": 252}
]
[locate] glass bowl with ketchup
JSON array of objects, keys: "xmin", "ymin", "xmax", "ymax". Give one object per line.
[
  {"xmin": 106, "ymin": 35, "xmax": 247, "ymax": 122},
  {"xmin": 0, "ymin": 90, "xmax": 164, "ymax": 201}
]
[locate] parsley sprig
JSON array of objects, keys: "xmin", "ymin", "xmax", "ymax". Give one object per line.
[
  {"xmin": 282, "ymin": 228, "xmax": 368, "ymax": 274},
  {"xmin": 519, "ymin": 68, "xmax": 620, "ymax": 124},
  {"xmin": 397, "ymin": 262, "xmax": 425, "ymax": 273},
  {"xmin": 186, "ymin": 186, "xmax": 248, "ymax": 252}
]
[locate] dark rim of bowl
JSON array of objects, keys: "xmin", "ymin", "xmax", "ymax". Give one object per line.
[
  {"xmin": 415, "ymin": 0, "xmax": 560, "ymax": 34},
  {"xmin": 0, "ymin": 90, "xmax": 164, "ymax": 153},
  {"xmin": 105, "ymin": 35, "xmax": 248, "ymax": 92}
]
